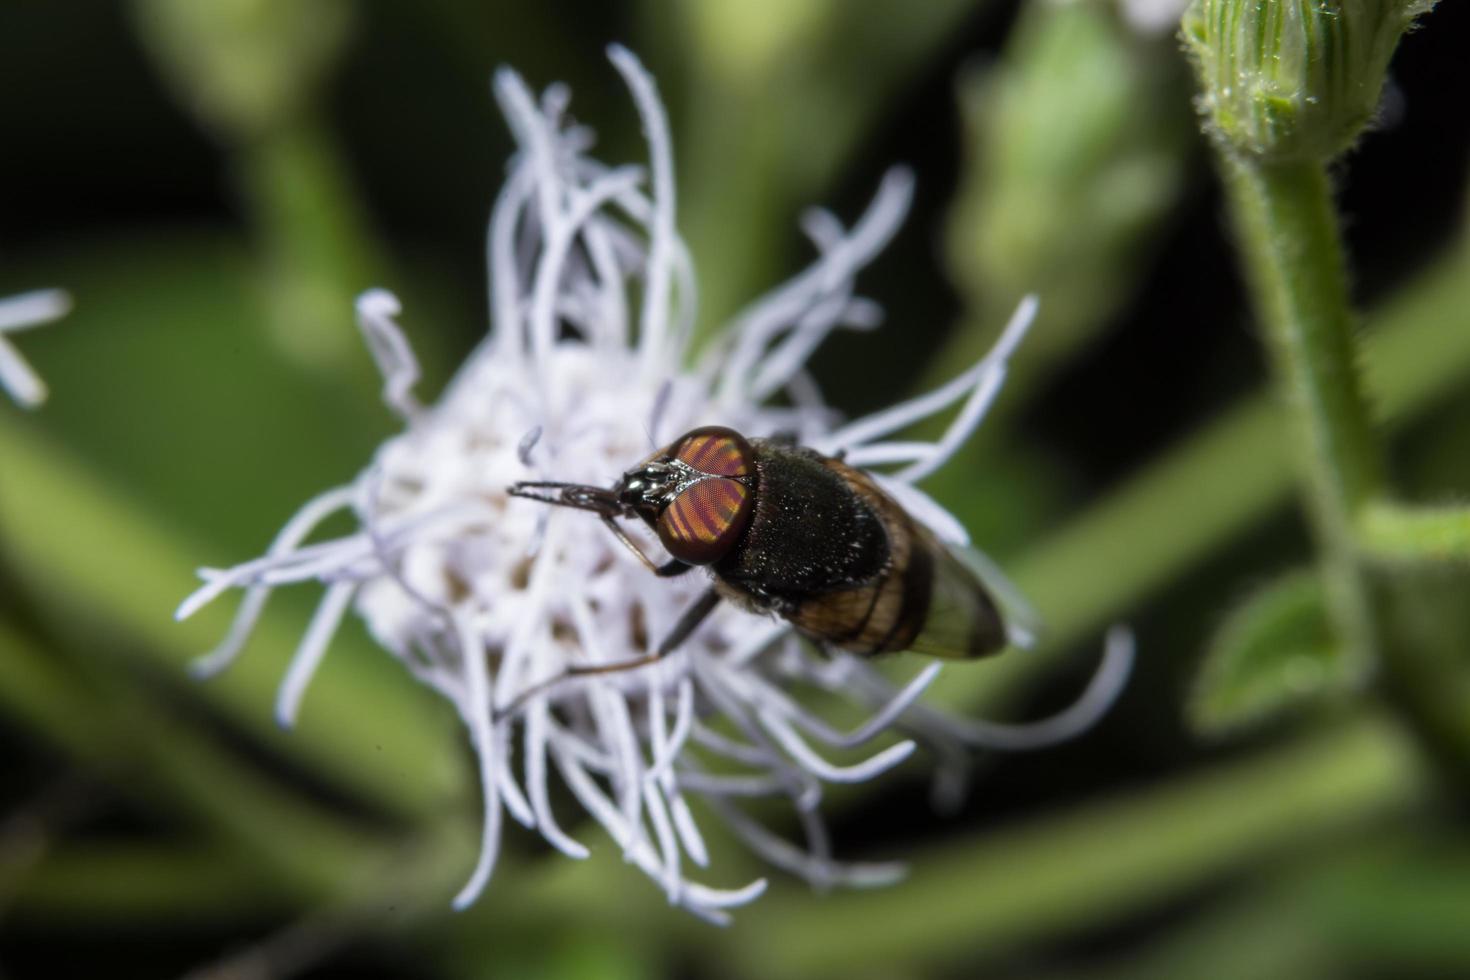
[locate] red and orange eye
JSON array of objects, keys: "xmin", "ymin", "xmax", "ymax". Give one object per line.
[
  {"xmin": 655, "ymin": 426, "xmax": 756, "ymax": 564},
  {"xmin": 657, "ymin": 477, "xmax": 752, "ymax": 564},
  {"xmin": 668, "ymin": 426, "xmax": 753, "ymax": 478}
]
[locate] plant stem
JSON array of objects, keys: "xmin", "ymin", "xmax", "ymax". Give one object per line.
[
  {"xmin": 240, "ymin": 117, "xmax": 382, "ymax": 378},
  {"xmin": 1221, "ymin": 155, "xmax": 1382, "ymax": 677},
  {"xmin": 8, "ymin": 843, "xmax": 281, "ymax": 920},
  {"xmin": 1358, "ymin": 501, "xmax": 1470, "ymax": 563},
  {"xmin": 927, "ymin": 237, "xmax": 1470, "ymax": 715},
  {"xmin": 0, "ymin": 623, "xmax": 381, "ymax": 901},
  {"xmin": 731, "ymin": 715, "xmax": 1420, "ymax": 978},
  {"xmin": 0, "ymin": 418, "xmax": 461, "ymax": 819},
  {"xmin": 1218, "ymin": 153, "xmax": 1470, "ymax": 787}
]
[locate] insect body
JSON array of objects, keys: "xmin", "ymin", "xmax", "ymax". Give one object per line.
[{"xmin": 509, "ymin": 426, "xmax": 1010, "ymax": 682}]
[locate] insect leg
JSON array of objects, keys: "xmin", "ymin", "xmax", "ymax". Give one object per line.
[
  {"xmin": 568, "ymin": 587, "xmax": 720, "ymax": 679},
  {"xmin": 599, "ymin": 515, "xmax": 692, "ymax": 577},
  {"xmin": 494, "ymin": 588, "xmax": 722, "ymax": 721},
  {"xmin": 643, "ymin": 586, "xmax": 722, "ymax": 658}
]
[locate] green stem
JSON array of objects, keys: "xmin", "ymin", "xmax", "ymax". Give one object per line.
[
  {"xmin": 731, "ymin": 715, "xmax": 1420, "ymax": 978},
  {"xmin": 8, "ymin": 843, "xmax": 281, "ymax": 920},
  {"xmin": 927, "ymin": 236, "xmax": 1470, "ymax": 716},
  {"xmin": 1358, "ymin": 501, "xmax": 1470, "ymax": 563},
  {"xmin": 1221, "ymin": 155, "xmax": 1382, "ymax": 676},
  {"xmin": 239, "ymin": 118, "xmax": 382, "ymax": 378},
  {"xmin": 1218, "ymin": 155, "xmax": 1470, "ymax": 786},
  {"xmin": 0, "ymin": 417, "xmax": 461, "ymax": 819},
  {"xmin": 0, "ymin": 623, "xmax": 382, "ymax": 901}
]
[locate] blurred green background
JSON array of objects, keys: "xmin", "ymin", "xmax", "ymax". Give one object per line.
[{"xmin": 1, "ymin": 1, "xmax": 1468, "ymax": 977}]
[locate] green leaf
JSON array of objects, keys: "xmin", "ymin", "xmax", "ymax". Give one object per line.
[
  {"xmin": 1309, "ymin": 838, "xmax": 1470, "ymax": 972},
  {"xmin": 0, "ymin": 234, "xmax": 462, "ymax": 819},
  {"xmin": 1190, "ymin": 570, "xmax": 1355, "ymax": 736},
  {"xmin": 943, "ymin": 0, "xmax": 1190, "ymax": 391}
]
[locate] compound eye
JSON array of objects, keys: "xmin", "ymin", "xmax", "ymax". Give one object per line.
[
  {"xmin": 657, "ymin": 477, "xmax": 753, "ymax": 565},
  {"xmin": 668, "ymin": 426, "xmax": 753, "ymax": 477}
]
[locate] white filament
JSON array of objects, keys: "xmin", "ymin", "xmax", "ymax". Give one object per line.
[
  {"xmin": 179, "ymin": 47, "xmax": 1126, "ymax": 922},
  {"xmin": 0, "ymin": 289, "xmax": 70, "ymax": 409}
]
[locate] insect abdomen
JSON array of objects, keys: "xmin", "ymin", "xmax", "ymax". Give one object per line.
[{"xmin": 784, "ymin": 462, "xmax": 1006, "ymax": 659}]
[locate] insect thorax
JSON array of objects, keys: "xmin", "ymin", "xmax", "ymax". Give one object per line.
[{"xmin": 713, "ymin": 441, "xmax": 890, "ymax": 607}]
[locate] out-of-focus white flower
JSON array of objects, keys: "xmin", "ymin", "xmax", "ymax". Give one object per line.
[
  {"xmin": 1117, "ymin": 0, "xmax": 1192, "ymax": 36},
  {"xmin": 0, "ymin": 289, "xmax": 70, "ymax": 408},
  {"xmin": 178, "ymin": 46, "xmax": 1131, "ymax": 924}
]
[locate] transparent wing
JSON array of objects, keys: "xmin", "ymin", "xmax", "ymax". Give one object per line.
[
  {"xmin": 947, "ymin": 544, "xmax": 1041, "ymax": 650},
  {"xmin": 906, "ymin": 544, "xmax": 1021, "ymax": 659}
]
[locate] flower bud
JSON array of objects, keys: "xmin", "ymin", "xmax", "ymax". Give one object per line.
[
  {"xmin": 946, "ymin": 0, "xmax": 1189, "ymax": 387},
  {"xmin": 1183, "ymin": 0, "xmax": 1434, "ymax": 161},
  {"xmin": 132, "ymin": 0, "xmax": 351, "ymax": 140}
]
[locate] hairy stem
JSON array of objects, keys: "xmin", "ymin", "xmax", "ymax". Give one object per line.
[
  {"xmin": 1221, "ymin": 156, "xmax": 1382, "ymax": 677},
  {"xmin": 928, "ymin": 237, "xmax": 1470, "ymax": 715},
  {"xmin": 1218, "ymin": 153, "xmax": 1470, "ymax": 786}
]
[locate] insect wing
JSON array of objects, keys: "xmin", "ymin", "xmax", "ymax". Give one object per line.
[
  {"xmin": 905, "ymin": 544, "xmax": 1024, "ymax": 659},
  {"xmin": 946, "ymin": 543, "xmax": 1041, "ymax": 650}
]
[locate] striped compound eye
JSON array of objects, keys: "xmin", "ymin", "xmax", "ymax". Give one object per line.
[{"xmin": 655, "ymin": 427, "xmax": 755, "ymax": 565}]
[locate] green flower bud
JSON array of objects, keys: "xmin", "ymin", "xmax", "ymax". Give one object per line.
[
  {"xmin": 1182, "ymin": 0, "xmax": 1435, "ymax": 161},
  {"xmin": 132, "ymin": 0, "xmax": 351, "ymax": 140},
  {"xmin": 946, "ymin": 0, "xmax": 1189, "ymax": 375}
]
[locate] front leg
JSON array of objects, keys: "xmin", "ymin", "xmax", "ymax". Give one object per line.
[
  {"xmin": 599, "ymin": 515, "xmax": 692, "ymax": 578},
  {"xmin": 494, "ymin": 588, "xmax": 722, "ymax": 721}
]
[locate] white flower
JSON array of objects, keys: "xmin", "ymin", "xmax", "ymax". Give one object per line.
[
  {"xmin": 0, "ymin": 289, "xmax": 70, "ymax": 408},
  {"xmin": 178, "ymin": 46, "xmax": 1131, "ymax": 924},
  {"xmin": 1117, "ymin": 0, "xmax": 1193, "ymax": 36}
]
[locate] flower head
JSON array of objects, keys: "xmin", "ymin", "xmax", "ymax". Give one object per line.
[
  {"xmin": 179, "ymin": 46, "xmax": 1130, "ymax": 923},
  {"xmin": 0, "ymin": 289, "xmax": 70, "ymax": 408},
  {"xmin": 1183, "ymin": 0, "xmax": 1435, "ymax": 160}
]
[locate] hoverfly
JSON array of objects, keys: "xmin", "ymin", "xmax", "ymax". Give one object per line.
[{"xmin": 508, "ymin": 426, "xmax": 1027, "ymax": 701}]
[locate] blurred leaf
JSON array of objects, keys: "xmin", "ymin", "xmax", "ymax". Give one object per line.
[
  {"xmin": 239, "ymin": 120, "xmax": 386, "ymax": 372},
  {"xmin": 133, "ymin": 0, "xmax": 384, "ymax": 371},
  {"xmin": 920, "ymin": 0, "xmax": 1193, "ymax": 553},
  {"xmin": 732, "ymin": 716, "xmax": 1421, "ymax": 978},
  {"xmin": 130, "ymin": 0, "xmax": 352, "ymax": 140},
  {"xmin": 0, "ymin": 234, "xmax": 462, "ymax": 820},
  {"xmin": 0, "ymin": 624, "xmax": 383, "ymax": 901},
  {"xmin": 942, "ymin": 0, "xmax": 1192, "ymax": 397},
  {"xmin": 4, "ymin": 235, "xmax": 389, "ymax": 552},
  {"xmin": 1189, "ymin": 570, "xmax": 1349, "ymax": 736},
  {"xmin": 1374, "ymin": 562, "xmax": 1470, "ymax": 777},
  {"xmin": 926, "ymin": 234, "xmax": 1470, "ymax": 718},
  {"xmin": 643, "ymin": 0, "xmax": 978, "ymax": 332},
  {"xmin": 9, "ymin": 842, "xmax": 282, "ymax": 920},
  {"xmin": 443, "ymin": 926, "xmax": 661, "ymax": 980},
  {"xmin": 1031, "ymin": 884, "xmax": 1339, "ymax": 980},
  {"xmin": 1310, "ymin": 839, "xmax": 1470, "ymax": 973},
  {"xmin": 1038, "ymin": 833, "xmax": 1470, "ymax": 980}
]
